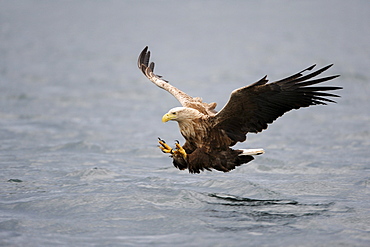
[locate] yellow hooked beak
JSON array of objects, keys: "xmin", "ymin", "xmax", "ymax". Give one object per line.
[{"xmin": 162, "ymin": 113, "xmax": 176, "ymax": 122}]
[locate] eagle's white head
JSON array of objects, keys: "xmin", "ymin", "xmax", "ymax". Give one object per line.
[{"xmin": 162, "ymin": 107, "xmax": 202, "ymax": 123}]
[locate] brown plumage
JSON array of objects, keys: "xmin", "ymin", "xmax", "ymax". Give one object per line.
[{"xmin": 138, "ymin": 46, "xmax": 342, "ymax": 173}]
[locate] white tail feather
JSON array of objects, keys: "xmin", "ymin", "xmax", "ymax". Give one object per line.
[{"xmin": 239, "ymin": 148, "xmax": 265, "ymax": 156}]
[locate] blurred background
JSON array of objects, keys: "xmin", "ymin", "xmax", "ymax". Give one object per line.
[{"xmin": 1, "ymin": 1, "xmax": 369, "ymax": 246}]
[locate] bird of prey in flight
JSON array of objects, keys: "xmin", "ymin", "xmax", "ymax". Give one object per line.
[{"xmin": 138, "ymin": 46, "xmax": 341, "ymax": 173}]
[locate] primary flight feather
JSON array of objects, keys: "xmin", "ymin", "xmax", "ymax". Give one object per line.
[{"xmin": 138, "ymin": 46, "xmax": 341, "ymax": 173}]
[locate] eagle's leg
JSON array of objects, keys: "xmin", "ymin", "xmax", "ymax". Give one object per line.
[
  {"xmin": 158, "ymin": 138, "xmax": 173, "ymax": 154},
  {"xmin": 174, "ymin": 140, "xmax": 187, "ymax": 159}
]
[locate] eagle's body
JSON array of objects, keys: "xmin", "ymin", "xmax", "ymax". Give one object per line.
[
  {"xmin": 138, "ymin": 46, "xmax": 341, "ymax": 173},
  {"xmin": 162, "ymin": 106, "xmax": 251, "ymax": 173}
]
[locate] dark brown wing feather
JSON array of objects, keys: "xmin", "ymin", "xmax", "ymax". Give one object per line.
[{"xmin": 213, "ymin": 64, "xmax": 341, "ymax": 143}]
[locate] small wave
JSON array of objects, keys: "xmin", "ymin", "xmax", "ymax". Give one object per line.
[
  {"xmin": 208, "ymin": 193, "xmax": 299, "ymax": 206},
  {"xmin": 201, "ymin": 192, "xmax": 334, "ymax": 232}
]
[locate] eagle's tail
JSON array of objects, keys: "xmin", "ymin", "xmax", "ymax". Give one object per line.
[{"xmin": 239, "ymin": 148, "xmax": 265, "ymax": 156}]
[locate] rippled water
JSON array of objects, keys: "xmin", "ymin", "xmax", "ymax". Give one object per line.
[{"xmin": 1, "ymin": 1, "xmax": 370, "ymax": 246}]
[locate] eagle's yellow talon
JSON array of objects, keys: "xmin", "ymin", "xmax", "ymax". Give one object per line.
[
  {"xmin": 158, "ymin": 139, "xmax": 173, "ymax": 154},
  {"xmin": 175, "ymin": 142, "xmax": 187, "ymax": 159}
]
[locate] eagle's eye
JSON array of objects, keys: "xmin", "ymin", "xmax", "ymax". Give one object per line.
[{"xmin": 171, "ymin": 112, "xmax": 177, "ymax": 115}]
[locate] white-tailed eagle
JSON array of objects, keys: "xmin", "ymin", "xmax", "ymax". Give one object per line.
[{"xmin": 138, "ymin": 46, "xmax": 341, "ymax": 173}]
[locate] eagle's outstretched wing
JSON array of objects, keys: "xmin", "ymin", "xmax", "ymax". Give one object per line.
[
  {"xmin": 138, "ymin": 46, "xmax": 194, "ymax": 106},
  {"xmin": 138, "ymin": 46, "xmax": 217, "ymax": 114},
  {"xmin": 213, "ymin": 64, "xmax": 342, "ymax": 143}
]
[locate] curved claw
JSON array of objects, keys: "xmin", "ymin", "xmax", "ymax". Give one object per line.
[
  {"xmin": 158, "ymin": 138, "xmax": 173, "ymax": 154},
  {"xmin": 158, "ymin": 137, "xmax": 166, "ymax": 143}
]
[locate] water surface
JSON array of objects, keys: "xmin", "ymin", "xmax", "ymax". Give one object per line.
[{"xmin": 1, "ymin": 1, "xmax": 369, "ymax": 246}]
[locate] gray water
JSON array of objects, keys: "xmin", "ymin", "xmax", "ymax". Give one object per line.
[{"xmin": 1, "ymin": 1, "xmax": 369, "ymax": 246}]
